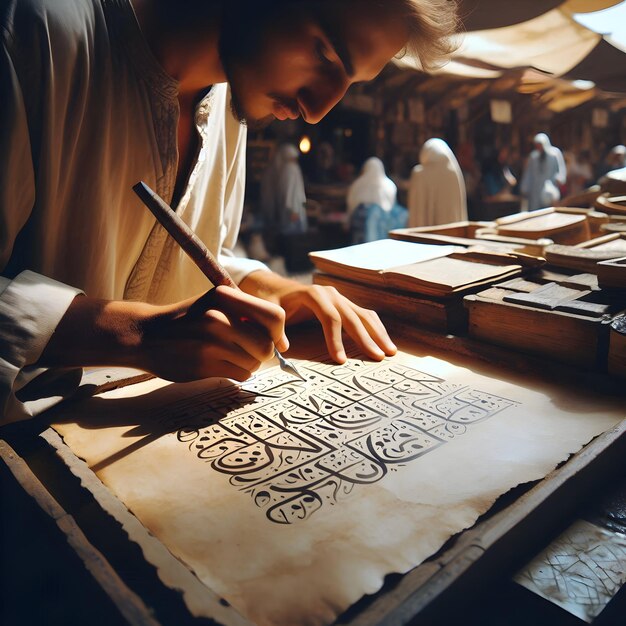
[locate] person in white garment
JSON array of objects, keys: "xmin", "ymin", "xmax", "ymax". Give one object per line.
[
  {"xmin": 346, "ymin": 157, "xmax": 407, "ymax": 243},
  {"xmin": 408, "ymin": 138, "xmax": 467, "ymax": 227},
  {"xmin": 347, "ymin": 157, "xmax": 397, "ymax": 219},
  {"xmin": 0, "ymin": 0, "xmax": 458, "ymax": 423},
  {"xmin": 276, "ymin": 144, "xmax": 308, "ymax": 234},
  {"xmin": 261, "ymin": 144, "xmax": 308, "ymax": 238},
  {"xmin": 520, "ymin": 132, "xmax": 567, "ymax": 211}
]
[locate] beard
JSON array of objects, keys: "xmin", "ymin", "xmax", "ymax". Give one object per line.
[{"xmin": 225, "ymin": 66, "xmax": 275, "ymax": 131}]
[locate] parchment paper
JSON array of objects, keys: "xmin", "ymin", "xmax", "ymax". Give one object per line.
[{"xmin": 51, "ymin": 350, "xmax": 625, "ymax": 626}]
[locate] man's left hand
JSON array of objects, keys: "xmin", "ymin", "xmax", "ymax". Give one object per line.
[{"xmin": 239, "ymin": 271, "xmax": 397, "ymax": 363}]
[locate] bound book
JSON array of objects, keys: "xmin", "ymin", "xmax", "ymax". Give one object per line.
[{"xmin": 309, "ymin": 239, "xmax": 526, "ymax": 298}]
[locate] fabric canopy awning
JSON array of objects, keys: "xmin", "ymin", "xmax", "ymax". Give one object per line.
[
  {"xmin": 431, "ymin": 0, "xmax": 626, "ymax": 91},
  {"xmin": 562, "ymin": 38, "xmax": 626, "ymax": 92},
  {"xmin": 455, "ymin": 6, "xmax": 601, "ymax": 75}
]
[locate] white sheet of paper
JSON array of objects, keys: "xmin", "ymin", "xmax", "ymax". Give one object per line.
[{"xmin": 52, "ymin": 350, "xmax": 625, "ymax": 626}]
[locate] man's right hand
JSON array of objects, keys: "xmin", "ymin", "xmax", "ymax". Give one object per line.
[{"xmin": 40, "ymin": 286, "xmax": 289, "ymax": 382}]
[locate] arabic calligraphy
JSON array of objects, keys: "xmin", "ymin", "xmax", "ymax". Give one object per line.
[{"xmin": 165, "ymin": 358, "xmax": 517, "ymax": 524}]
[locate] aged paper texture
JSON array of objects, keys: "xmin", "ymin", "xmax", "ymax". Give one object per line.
[{"xmin": 52, "ymin": 350, "xmax": 625, "ymax": 626}]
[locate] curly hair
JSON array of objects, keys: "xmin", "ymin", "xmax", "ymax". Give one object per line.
[{"xmin": 397, "ymin": 0, "xmax": 461, "ymax": 71}]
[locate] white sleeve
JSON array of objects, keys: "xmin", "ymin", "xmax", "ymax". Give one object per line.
[
  {"xmin": 0, "ymin": 271, "xmax": 84, "ymax": 425},
  {"xmin": 1, "ymin": 34, "xmax": 85, "ymax": 424}
]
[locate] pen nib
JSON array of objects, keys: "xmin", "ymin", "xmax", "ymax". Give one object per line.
[{"xmin": 274, "ymin": 349, "xmax": 306, "ymax": 382}]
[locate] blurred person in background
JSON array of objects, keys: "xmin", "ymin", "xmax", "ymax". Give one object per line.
[
  {"xmin": 260, "ymin": 144, "xmax": 308, "ymax": 253},
  {"xmin": 481, "ymin": 146, "xmax": 518, "ymax": 199},
  {"xmin": 346, "ymin": 157, "xmax": 407, "ymax": 243},
  {"xmin": 520, "ymin": 133, "xmax": 567, "ymax": 211},
  {"xmin": 408, "ymin": 138, "xmax": 467, "ymax": 227},
  {"xmin": 596, "ymin": 144, "xmax": 626, "ymax": 181},
  {"xmin": 564, "ymin": 149, "xmax": 593, "ymax": 197},
  {"xmin": 275, "ymin": 144, "xmax": 308, "ymax": 235}
]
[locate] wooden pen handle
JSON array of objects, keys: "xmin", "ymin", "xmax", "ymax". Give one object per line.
[
  {"xmin": 133, "ymin": 181, "xmax": 304, "ymax": 381},
  {"xmin": 132, "ymin": 181, "xmax": 236, "ymax": 289}
]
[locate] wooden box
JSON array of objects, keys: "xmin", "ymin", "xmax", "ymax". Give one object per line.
[
  {"xmin": 463, "ymin": 275, "xmax": 625, "ymax": 368},
  {"xmin": 598, "ymin": 256, "xmax": 626, "ymax": 290}
]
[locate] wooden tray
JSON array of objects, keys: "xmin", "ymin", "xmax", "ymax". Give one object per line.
[
  {"xmin": 595, "ymin": 194, "xmax": 626, "ymax": 216},
  {"xmin": 392, "ymin": 220, "xmax": 495, "ymax": 238},
  {"xmin": 389, "ymin": 228, "xmax": 551, "ymax": 257},
  {"xmin": 493, "ymin": 208, "xmax": 593, "ymax": 245},
  {"xmin": 544, "ymin": 233, "xmax": 626, "ymax": 273},
  {"xmin": 556, "ymin": 187, "xmax": 602, "ymax": 209}
]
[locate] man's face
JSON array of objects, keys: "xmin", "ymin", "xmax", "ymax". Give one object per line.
[{"xmin": 220, "ymin": 6, "xmax": 408, "ymax": 128}]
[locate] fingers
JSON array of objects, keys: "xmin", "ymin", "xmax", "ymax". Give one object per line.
[
  {"xmin": 141, "ymin": 288, "xmax": 289, "ymax": 382},
  {"xmin": 350, "ymin": 305, "xmax": 397, "ymax": 357},
  {"xmin": 294, "ymin": 286, "xmax": 397, "ymax": 363},
  {"xmin": 209, "ymin": 286, "xmax": 289, "ymax": 353},
  {"xmin": 337, "ymin": 305, "xmax": 387, "ymax": 362},
  {"xmin": 202, "ymin": 359, "xmax": 257, "ymax": 383},
  {"xmin": 288, "ymin": 286, "xmax": 346, "ymax": 362},
  {"xmin": 202, "ymin": 308, "xmax": 275, "ymax": 364}
]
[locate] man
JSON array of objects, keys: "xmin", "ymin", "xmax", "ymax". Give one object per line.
[
  {"xmin": 0, "ymin": 0, "xmax": 458, "ymax": 423},
  {"xmin": 520, "ymin": 132, "xmax": 567, "ymax": 212}
]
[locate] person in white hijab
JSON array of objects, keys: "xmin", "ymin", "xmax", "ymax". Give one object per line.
[
  {"xmin": 408, "ymin": 138, "xmax": 467, "ymax": 227},
  {"xmin": 346, "ymin": 157, "xmax": 397, "ymax": 218},
  {"xmin": 346, "ymin": 157, "xmax": 407, "ymax": 243},
  {"xmin": 520, "ymin": 133, "xmax": 567, "ymax": 211}
]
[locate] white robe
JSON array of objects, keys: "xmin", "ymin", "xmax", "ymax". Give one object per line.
[
  {"xmin": 0, "ymin": 0, "xmax": 267, "ymax": 423},
  {"xmin": 260, "ymin": 144, "xmax": 307, "ymax": 234},
  {"xmin": 408, "ymin": 138, "xmax": 467, "ymax": 227},
  {"xmin": 520, "ymin": 133, "xmax": 567, "ymax": 211}
]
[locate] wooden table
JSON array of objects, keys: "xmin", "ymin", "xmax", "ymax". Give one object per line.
[{"xmin": 1, "ymin": 324, "xmax": 625, "ymax": 626}]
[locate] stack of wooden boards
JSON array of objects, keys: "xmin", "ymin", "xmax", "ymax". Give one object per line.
[
  {"xmin": 464, "ymin": 271, "xmax": 626, "ymax": 369},
  {"xmin": 310, "ymin": 206, "xmax": 626, "ymax": 376}
]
